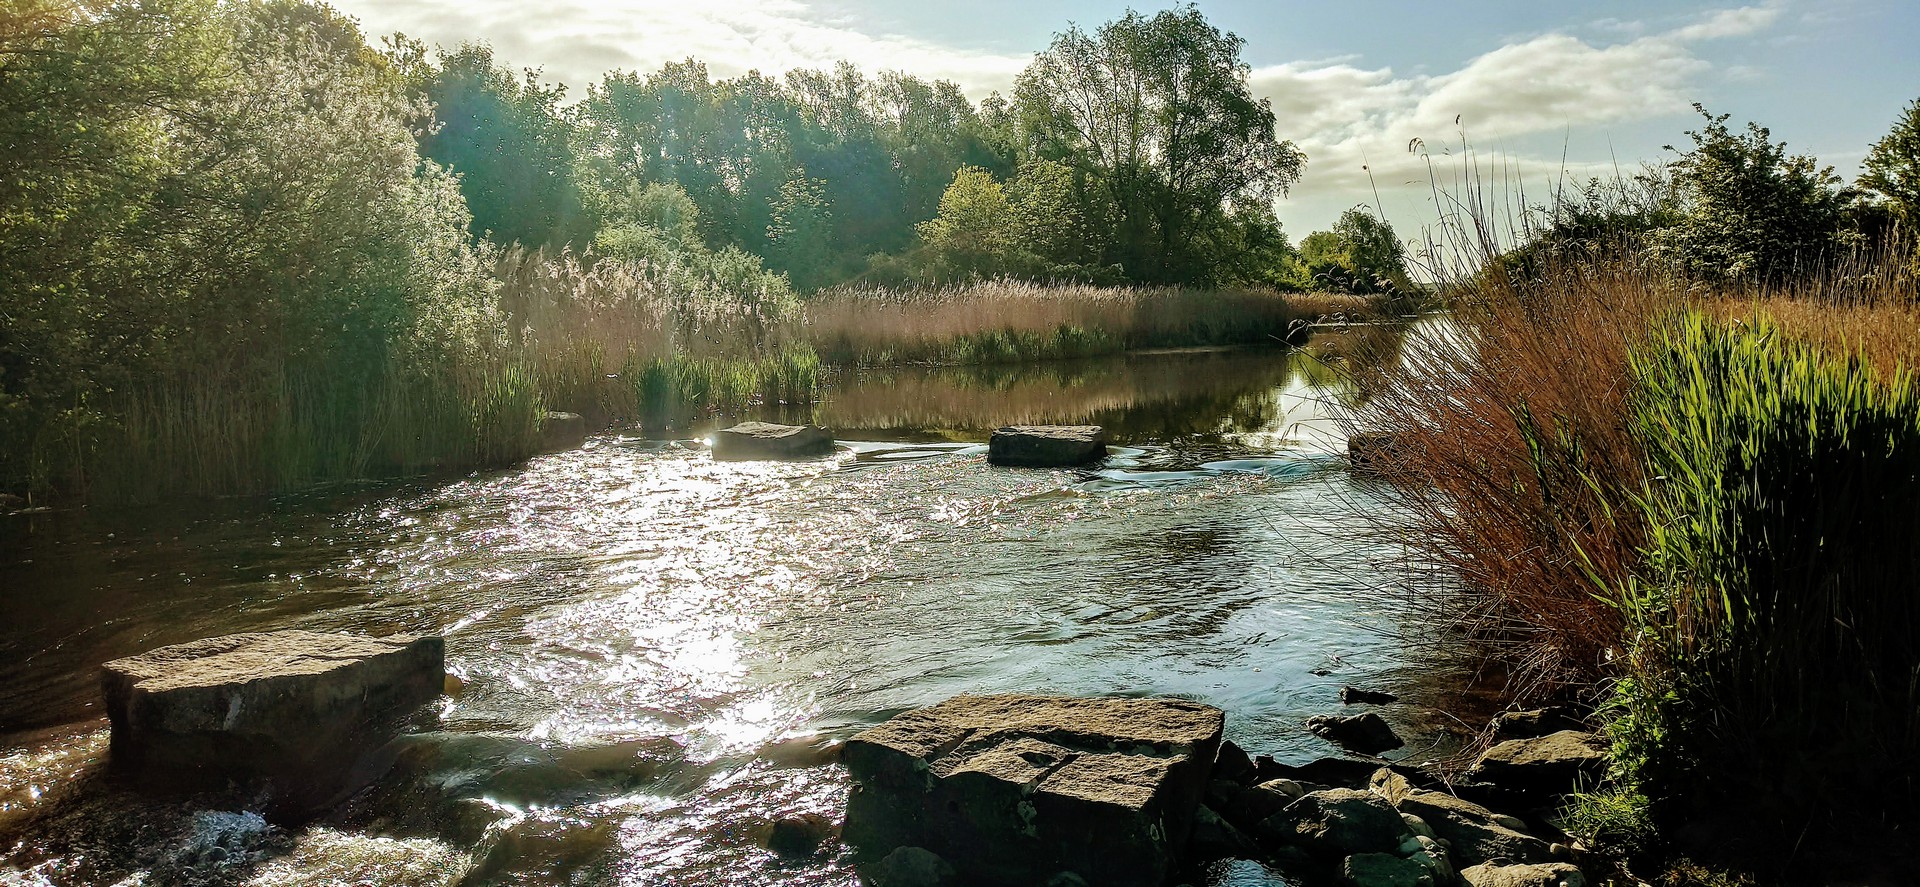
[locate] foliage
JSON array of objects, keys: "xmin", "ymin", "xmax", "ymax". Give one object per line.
[
  {"xmin": 1013, "ymin": 4, "xmax": 1306, "ymax": 285},
  {"xmin": 1859, "ymin": 97, "xmax": 1920, "ymax": 225},
  {"xmin": 1614, "ymin": 313, "xmax": 1920, "ymax": 842},
  {"xmin": 1298, "ymin": 208, "xmax": 1412, "ymax": 295},
  {"xmin": 1656, "ymin": 105, "xmax": 1846, "ymax": 282}
]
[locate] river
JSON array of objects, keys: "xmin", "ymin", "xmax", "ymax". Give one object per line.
[{"xmin": 0, "ymin": 331, "xmax": 1467, "ymax": 887}]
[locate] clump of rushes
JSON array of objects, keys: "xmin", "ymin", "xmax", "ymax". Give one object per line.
[{"xmin": 1610, "ymin": 313, "xmax": 1920, "ymax": 856}]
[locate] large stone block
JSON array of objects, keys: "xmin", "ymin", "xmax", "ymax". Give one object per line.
[
  {"xmin": 987, "ymin": 425, "xmax": 1108, "ymax": 467},
  {"xmin": 711, "ymin": 422, "xmax": 835, "ymax": 460},
  {"xmin": 103, "ymin": 630, "xmax": 444, "ymax": 809},
  {"xmin": 841, "ymin": 694, "xmax": 1224, "ymax": 887}
]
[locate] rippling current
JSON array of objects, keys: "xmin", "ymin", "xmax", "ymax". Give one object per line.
[{"xmin": 0, "ymin": 335, "xmax": 1464, "ymax": 886}]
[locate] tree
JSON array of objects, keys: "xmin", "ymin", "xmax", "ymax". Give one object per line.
[
  {"xmin": 1860, "ymin": 98, "xmax": 1920, "ymax": 222},
  {"xmin": 767, "ymin": 174, "xmax": 833, "ymax": 290},
  {"xmin": 1658, "ymin": 105, "xmax": 1845, "ymax": 282},
  {"xmin": 1013, "ymin": 5, "xmax": 1305, "ymax": 284},
  {"xmin": 1298, "ymin": 209, "xmax": 1411, "ymax": 295},
  {"xmin": 916, "ymin": 167, "xmax": 1016, "ymax": 278},
  {"xmin": 416, "ymin": 44, "xmax": 589, "ymax": 249}
]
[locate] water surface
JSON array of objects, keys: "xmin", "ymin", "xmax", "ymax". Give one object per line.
[{"xmin": 0, "ymin": 336, "xmax": 1459, "ymax": 886}]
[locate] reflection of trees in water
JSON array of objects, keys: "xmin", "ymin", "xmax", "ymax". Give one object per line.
[
  {"xmin": 810, "ymin": 348, "xmax": 1305, "ymax": 439},
  {"xmin": 1294, "ymin": 321, "xmax": 1416, "ymax": 410}
]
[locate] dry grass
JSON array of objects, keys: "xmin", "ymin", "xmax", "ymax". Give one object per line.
[{"xmin": 804, "ymin": 280, "xmax": 1373, "ymax": 366}]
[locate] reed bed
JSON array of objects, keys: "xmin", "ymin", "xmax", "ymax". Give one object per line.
[{"xmin": 804, "ymin": 280, "xmax": 1373, "ymax": 366}]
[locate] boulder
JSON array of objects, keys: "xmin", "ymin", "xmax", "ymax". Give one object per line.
[
  {"xmin": 711, "ymin": 422, "xmax": 836, "ymax": 460},
  {"xmin": 1218, "ymin": 779, "xmax": 1307, "ymax": 829},
  {"xmin": 1342, "ymin": 852, "xmax": 1436, "ymax": 887},
  {"xmin": 841, "ymin": 694, "xmax": 1223, "ymax": 887},
  {"xmin": 1490, "ymin": 709, "xmax": 1586, "ymax": 740},
  {"xmin": 1459, "ymin": 861, "xmax": 1588, "ymax": 887},
  {"xmin": 1467, "ymin": 731, "xmax": 1608, "ymax": 796},
  {"xmin": 1394, "ymin": 789, "xmax": 1551, "ymax": 867},
  {"xmin": 1306, "ymin": 713, "xmax": 1405, "ymax": 755},
  {"xmin": 1259, "ymin": 788, "xmax": 1412, "ymax": 857},
  {"xmin": 986, "ymin": 425, "xmax": 1107, "ymax": 467},
  {"xmin": 1341, "ymin": 686, "xmax": 1399, "ymax": 705},
  {"xmin": 1188, "ymin": 804, "xmax": 1263, "ymax": 862},
  {"xmin": 539, "ymin": 411, "xmax": 588, "ymax": 453},
  {"xmin": 102, "ymin": 631, "xmax": 444, "ymax": 809},
  {"xmin": 1215, "ymin": 739, "xmax": 1258, "ymax": 784}
]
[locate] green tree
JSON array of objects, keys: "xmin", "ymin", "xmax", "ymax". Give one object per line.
[
  {"xmin": 1007, "ymin": 159, "xmax": 1095, "ymax": 269},
  {"xmin": 1861, "ymin": 98, "xmax": 1920, "ymax": 222},
  {"xmin": 417, "ymin": 43, "xmax": 589, "ymax": 248},
  {"xmin": 1658, "ymin": 105, "xmax": 1845, "ymax": 282},
  {"xmin": 1013, "ymin": 5, "xmax": 1305, "ymax": 284},
  {"xmin": 767, "ymin": 174, "xmax": 833, "ymax": 290},
  {"xmin": 916, "ymin": 166, "xmax": 1016, "ymax": 278},
  {"xmin": 1298, "ymin": 209, "xmax": 1410, "ymax": 294}
]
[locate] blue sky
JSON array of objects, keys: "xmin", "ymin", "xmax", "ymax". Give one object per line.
[{"xmin": 328, "ymin": 0, "xmax": 1918, "ymax": 239}]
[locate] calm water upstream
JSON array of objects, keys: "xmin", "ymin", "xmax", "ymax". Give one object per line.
[{"xmin": 0, "ymin": 333, "xmax": 1463, "ymax": 887}]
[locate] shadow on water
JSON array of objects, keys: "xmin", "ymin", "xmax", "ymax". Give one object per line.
[{"xmin": 0, "ymin": 328, "xmax": 1476, "ymax": 887}]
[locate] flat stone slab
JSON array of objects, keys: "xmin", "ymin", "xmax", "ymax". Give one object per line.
[
  {"xmin": 842, "ymin": 693, "xmax": 1223, "ymax": 887},
  {"xmin": 1467, "ymin": 730, "xmax": 1607, "ymax": 796},
  {"xmin": 987, "ymin": 425, "xmax": 1107, "ymax": 467},
  {"xmin": 711, "ymin": 422, "xmax": 835, "ymax": 460},
  {"xmin": 103, "ymin": 630, "xmax": 444, "ymax": 807}
]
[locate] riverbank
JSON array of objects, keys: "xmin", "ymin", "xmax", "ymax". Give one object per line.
[{"xmin": 1346, "ymin": 256, "xmax": 1920, "ymax": 884}]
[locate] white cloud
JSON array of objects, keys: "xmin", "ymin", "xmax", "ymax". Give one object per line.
[
  {"xmin": 1253, "ymin": 5, "xmax": 1784, "ymax": 227},
  {"xmin": 328, "ymin": 0, "xmax": 1029, "ymax": 94}
]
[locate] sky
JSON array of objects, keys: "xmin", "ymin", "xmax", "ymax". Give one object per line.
[{"xmin": 326, "ymin": 0, "xmax": 1920, "ymax": 239}]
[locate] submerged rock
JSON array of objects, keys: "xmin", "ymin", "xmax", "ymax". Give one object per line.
[
  {"xmin": 102, "ymin": 630, "xmax": 444, "ymax": 812},
  {"xmin": 767, "ymin": 813, "xmax": 838, "ymax": 858},
  {"xmin": 711, "ymin": 422, "xmax": 835, "ymax": 460},
  {"xmin": 840, "ymin": 693, "xmax": 1223, "ymax": 887},
  {"xmin": 540, "ymin": 411, "xmax": 588, "ymax": 453},
  {"xmin": 1467, "ymin": 731, "xmax": 1608, "ymax": 796},
  {"xmin": 986, "ymin": 425, "xmax": 1108, "ymax": 467},
  {"xmin": 1306, "ymin": 712, "xmax": 1405, "ymax": 755},
  {"xmin": 1341, "ymin": 686, "xmax": 1399, "ymax": 705}
]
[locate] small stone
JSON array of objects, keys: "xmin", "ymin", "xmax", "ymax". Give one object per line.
[
  {"xmin": 1218, "ymin": 780, "xmax": 1305, "ymax": 829},
  {"xmin": 767, "ymin": 813, "xmax": 837, "ymax": 858},
  {"xmin": 1306, "ymin": 713, "xmax": 1405, "ymax": 756},
  {"xmin": 1394, "ymin": 790, "xmax": 1551, "ymax": 867},
  {"xmin": 1369, "ymin": 768, "xmax": 1413, "ymax": 806},
  {"xmin": 1458, "ymin": 861, "xmax": 1587, "ymax": 887},
  {"xmin": 987, "ymin": 425, "xmax": 1107, "ymax": 467},
  {"xmin": 1342, "ymin": 851, "xmax": 1435, "ymax": 887},
  {"xmin": 1341, "ymin": 687, "xmax": 1399, "ymax": 705},
  {"xmin": 1490, "ymin": 813, "xmax": 1528, "ymax": 832},
  {"xmin": 1489, "ymin": 709, "xmax": 1585, "ymax": 740},
  {"xmin": 1188, "ymin": 804, "xmax": 1263, "ymax": 862},
  {"xmin": 1400, "ymin": 813, "xmax": 1436, "ymax": 840}
]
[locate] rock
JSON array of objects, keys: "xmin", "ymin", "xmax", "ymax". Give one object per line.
[
  {"xmin": 840, "ymin": 694, "xmax": 1223, "ymax": 887},
  {"xmin": 102, "ymin": 630, "xmax": 444, "ymax": 810},
  {"xmin": 1347, "ymin": 432, "xmax": 1404, "ymax": 473},
  {"xmin": 986, "ymin": 425, "xmax": 1107, "ymax": 467},
  {"xmin": 1467, "ymin": 731, "xmax": 1608, "ymax": 796},
  {"xmin": 862, "ymin": 846, "xmax": 959, "ymax": 887},
  {"xmin": 1188, "ymin": 804, "xmax": 1263, "ymax": 862},
  {"xmin": 1306, "ymin": 713, "xmax": 1404, "ymax": 755},
  {"xmin": 1259, "ymin": 788, "xmax": 1412, "ymax": 857},
  {"xmin": 539, "ymin": 411, "xmax": 588, "ymax": 452},
  {"xmin": 1490, "ymin": 709, "xmax": 1585, "ymax": 740},
  {"xmin": 1341, "ymin": 687, "xmax": 1399, "ymax": 705},
  {"xmin": 1368, "ymin": 768, "xmax": 1413, "ymax": 806},
  {"xmin": 1458, "ymin": 861, "xmax": 1587, "ymax": 887},
  {"xmin": 1218, "ymin": 780, "xmax": 1307, "ymax": 829},
  {"xmin": 712, "ymin": 421, "xmax": 835, "ymax": 460},
  {"xmin": 1342, "ymin": 852, "xmax": 1435, "ymax": 887},
  {"xmin": 767, "ymin": 813, "xmax": 838, "ymax": 858},
  {"xmin": 1393, "ymin": 789, "xmax": 1551, "ymax": 867},
  {"xmin": 1258, "ymin": 756, "xmax": 1416, "ymax": 789},
  {"xmin": 1215, "ymin": 739, "xmax": 1257, "ymax": 784}
]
